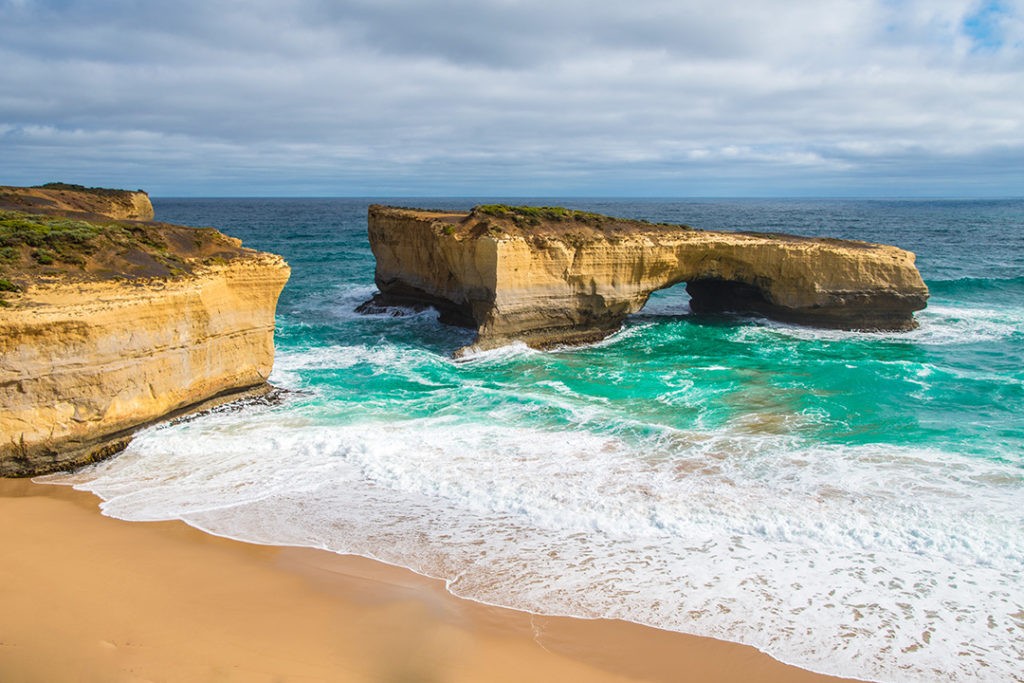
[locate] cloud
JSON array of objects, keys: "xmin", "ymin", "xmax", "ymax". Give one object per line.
[{"xmin": 0, "ymin": 0, "xmax": 1021, "ymax": 195}]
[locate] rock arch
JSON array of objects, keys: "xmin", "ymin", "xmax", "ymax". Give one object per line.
[{"xmin": 362, "ymin": 206, "xmax": 929, "ymax": 354}]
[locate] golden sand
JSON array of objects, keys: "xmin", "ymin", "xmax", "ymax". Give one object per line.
[{"xmin": 0, "ymin": 478, "xmax": 857, "ymax": 682}]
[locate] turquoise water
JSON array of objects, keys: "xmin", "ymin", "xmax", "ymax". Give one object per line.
[{"xmin": 53, "ymin": 199, "xmax": 1024, "ymax": 682}]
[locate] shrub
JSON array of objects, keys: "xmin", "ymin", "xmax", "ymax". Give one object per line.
[
  {"xmin": 0, "ymin": 210, "xmax": 106, "ymax": 265},
  {"xmin": 475, "ymin": 204, "xmax": 606, "ymax": 225},
  {"xmin": 34, "ymin": 182, "xmax": 130, "ymax": 197}
]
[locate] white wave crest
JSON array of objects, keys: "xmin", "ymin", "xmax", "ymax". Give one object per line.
[
  {"xmin": 269, "ymin": 343, "xmax": 452, "ymax": 390},
  {"xmin": 732, "ymin": 302, "xmax": 1023, "ymax": 346},
  {"xmin": 45, "ymin": 410, "xmax": 1024, "ymax": 683}
]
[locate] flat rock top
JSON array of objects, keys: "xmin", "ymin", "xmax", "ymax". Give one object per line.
[
  {"xmin": 0, "ymin": 183, "xmax": 152, "ymax": 220},
  {"xmin": 371, "ymin": 204, "xmax": 885, "ymax": 252},
  {"xmin": 372, "ymin": 204, "xmax": 678, "ymax": 241},
  {"xmin": 0, "ymin": 184, "xmax": 270, "ymax": 306}
]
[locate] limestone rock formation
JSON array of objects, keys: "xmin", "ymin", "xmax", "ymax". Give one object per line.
[
  {"xmin": 0, "ymin": 185, "xmax": 289, "ymax": 476},
  {"xmin": 0, "ymin": 183, "xmax": 154, "ymax": 221},
  {"xmin": 362, "ymin": 205, "xmax": 928, "ymax": 354}
]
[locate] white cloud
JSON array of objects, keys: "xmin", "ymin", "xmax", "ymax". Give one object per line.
[{"xmin": 0, "ymin": 0, "xmax": 1020, "ymax": 195}]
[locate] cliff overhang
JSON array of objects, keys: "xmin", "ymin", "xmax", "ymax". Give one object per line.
[{"xmin": 361, "ymin": 205, "xmax": 929, "ymax": 354}]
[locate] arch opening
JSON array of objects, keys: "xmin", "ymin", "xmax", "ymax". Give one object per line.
[
  {"xmin": 686, "ymin": 278, "xmax": 773, "ymax": 317},
  {"xmin": 635, "ymin": 280, "xmax": 692, "ymax": 317},
  {"xmin": 635, "ymin": 278, "xmax": 776, "ymax": 320}
]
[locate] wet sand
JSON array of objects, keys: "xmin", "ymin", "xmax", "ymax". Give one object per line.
[{"xmin": 0, "ymin": 477, "xmax": 858, "ymax": 682}]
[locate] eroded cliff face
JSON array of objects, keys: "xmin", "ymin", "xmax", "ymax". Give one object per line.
[
  {"xmin": 362, "ymin": 208, "xmax": 499, "ymax": 327},
  {"xmin": 0, "ymin": 184, "xmax": 289, "ymax": 476},
  {"xmin": 0, "ymin": 256, "xmax": 288, "ymax": 475},
  {"xmin": 364, "ymin": 205, "xmax": 929, "ymax": 354}
]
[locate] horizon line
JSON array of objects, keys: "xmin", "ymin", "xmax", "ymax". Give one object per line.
[{"xmin": 148, "ymin": 194, "xmax": 1024, "ymax": 201}]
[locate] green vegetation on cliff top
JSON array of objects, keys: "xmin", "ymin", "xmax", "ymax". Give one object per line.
[
  {"xmin": 0, "ymin": 211, "xmax": 128, "ymax": 304},
  {"xmin": 472, "ymin": 204, "xmax": 687, "ymax": 231},
  {"xmin": 0, "ymin": 211, "xmax": 104, "ymax": 265},
  {"xmin": 0, "ymin": 210, "xmax": 169, "ymax": 277},
  {"xmin": 33, "ymin": 182, "xmax": 146, "ymax": 196},
  {"xmin": 475, "ymin": 204, "xmax": 608, "ymax": 225},
  {"xmin": 0, "ymin": 210, "xmax": 248, "ymax": 306}
]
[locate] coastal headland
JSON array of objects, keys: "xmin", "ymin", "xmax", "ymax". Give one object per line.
[
  {"xmin": 0, "ymin": 182, "xmax": 156, "ymax": 221},
  {"xmin": 361, "ymin": 204, "xmax": 928, "ymax": 354},
  {"xmin": 0, "ymin": 184, "xmax": 290, "ymax": 476}
]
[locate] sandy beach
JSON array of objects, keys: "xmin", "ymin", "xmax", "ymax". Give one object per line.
[{"xmin": 0, "ymin": 477, "xmax": 858, "ymax": 683}]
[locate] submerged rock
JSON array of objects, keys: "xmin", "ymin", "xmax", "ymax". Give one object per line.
[{"xmin": 362, "ymin": 204, "xmax": 928, "ymax": 354}]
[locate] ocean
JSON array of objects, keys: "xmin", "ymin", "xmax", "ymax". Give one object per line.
[{"xmin": 49, "ymin": 198, "xmax": 1023, "ymax": 682}]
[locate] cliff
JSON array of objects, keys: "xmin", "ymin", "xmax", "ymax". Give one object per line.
[
  {"xmin": 362, "ymin": 205, "xmax": 929, "ymax": 354},
  {"xmin": 0, "ymin": 183, "xmax": 154, "ymax": 221},
  {"xmin": 0, "ymin": 185, "xmax": 289, "ymax": 476}
]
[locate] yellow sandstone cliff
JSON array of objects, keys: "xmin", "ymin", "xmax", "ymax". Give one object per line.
[
  {"xmin": 362, "ymin": 205, "xmax": 928, "ymax": 354},
  {"xmin": 0, "ymin": 186, "xmax": 289, "ymax": 476}
]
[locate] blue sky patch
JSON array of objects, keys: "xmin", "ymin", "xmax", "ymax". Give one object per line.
[{"xmin": 963, "ymin": 1, "xmax": 1008, "ymax": 51}]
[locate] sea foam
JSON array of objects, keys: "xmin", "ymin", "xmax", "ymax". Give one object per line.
[
  {"xmin": 48, "ymin": 402, "xmax": 1024, "ymax": 683},
  {"xmin": 47, "ymin": 197, "xmax": 1024, "ymax": 683}
]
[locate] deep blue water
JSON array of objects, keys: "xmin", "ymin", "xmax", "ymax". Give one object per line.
[{"xmin": 55, "ymin": 198, "xmax": 1024, "ymax": 682}]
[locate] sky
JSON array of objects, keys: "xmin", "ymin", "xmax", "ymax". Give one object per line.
[{"xmin": 1, "ymin": 0, "xmax": 1022, "ymax": 197}]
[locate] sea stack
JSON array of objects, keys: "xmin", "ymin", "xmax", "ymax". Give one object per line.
[
  {"xmin": 361, "ymin": 204, "xmax": 928, "ymax": 354},
  {"xmin": 0, "ymin": 184, "xmax": 290, "ymax": 476}
]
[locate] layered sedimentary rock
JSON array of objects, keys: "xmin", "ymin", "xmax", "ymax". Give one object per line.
[
  {"xmin": 362, "ymin": 205, "xmax": 928, "ymax": 354},
  {"xmin": 0, "ymin": 185, "xmax": 288, "ymax": 476},
  {"xmin": 0, "ymin": 259, "xmax": 288, "ymax": 476}
]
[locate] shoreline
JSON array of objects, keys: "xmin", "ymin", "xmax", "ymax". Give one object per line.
[{"xmin": 1, "ymin": 477, "xmax": 859, "ymax": 682}]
